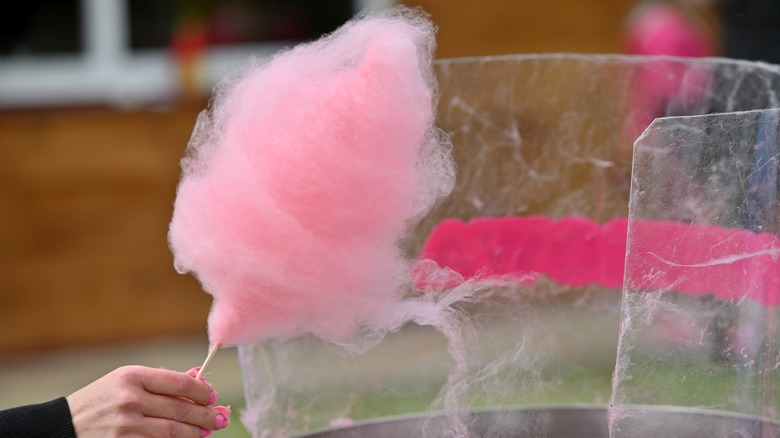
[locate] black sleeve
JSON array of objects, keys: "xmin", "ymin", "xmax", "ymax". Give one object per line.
[{"xmin": 0, "ymin": 397, "xmax": 77, "ymax": 437}]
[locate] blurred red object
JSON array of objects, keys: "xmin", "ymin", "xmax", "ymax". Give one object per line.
[{"xmin": 171, "ymin": 15, "xmax": 209, "ymax": 103}]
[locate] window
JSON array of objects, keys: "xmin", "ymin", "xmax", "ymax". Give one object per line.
[
  {"xmin": 0, "ymin": 0, "xmax": 82, "ymax": 56},
  {"xmin": 0, "ymin": 0, "xmax": 392, "ymax": 108}
]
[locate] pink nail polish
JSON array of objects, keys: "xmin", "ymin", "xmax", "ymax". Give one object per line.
[
  {"xmin": 208, "ymin": 390, "xmax": 218, "ymax": 406},
  {"xmin": 201, "ymin": 428, "xmax": 213, "ymax": 437},
  {"xmin": 214, "ymin": 405, "xmax": 232, "ymax": 419},
  {"xmin": 215, "ymin": 414, "xmax": 229, "ymax": 429}
]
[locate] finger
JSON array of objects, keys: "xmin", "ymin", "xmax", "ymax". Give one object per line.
[
  {"xmin": 142, "ymin": 395, "xmax": 225, "ymax": 431},
  {"xmin": 142, "ymin": 416, "xmax": 210, "ymax": 438},
  {"xmin": 141, "ymin": 368, "xmax": 214, "ymax": 406},
  {"xmin": 184, "ymin": 367, "xmax": 218, "ymax": 405}
]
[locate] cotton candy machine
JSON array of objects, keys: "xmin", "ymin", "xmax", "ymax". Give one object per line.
[
  {"xmin": 238, "ymin": 55, "xmax": 780, "ymax": 437},
  {"xmin": 298, "ymin": 407, "xmax": 780, "ymax": 437}
]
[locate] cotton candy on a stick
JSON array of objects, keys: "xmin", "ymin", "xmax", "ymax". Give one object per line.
[{"xmin": 168, "ymin": 8, "xmax": 454, "ymax": 369}]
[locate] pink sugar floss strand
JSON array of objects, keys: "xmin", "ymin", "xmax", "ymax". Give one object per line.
[{"xmin": 168, "ymin": 6, "xmax": 455, "ymax": 373}]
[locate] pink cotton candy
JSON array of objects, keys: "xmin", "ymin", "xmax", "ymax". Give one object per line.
[{"xmin": 168, "ymin": 8, "xmax": 454, "ymax": 349}]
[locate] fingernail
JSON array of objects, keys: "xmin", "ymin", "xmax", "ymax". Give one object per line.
[
  {"xmin": 215, "ymin": 405, "xmax": 232, "ymax": 418},
  {"xmin": 215, "ymin": 414, "xmax": 229, "ymax": 430},
  {"xmin": 186, "ymin": 367, "xmax": 201, "ymax": 379},
  {"xmin": 201, "ymin": 429, "xmax": 213, "ymax": 437},
  {"xmin": 208, "ymin": 390, "xmax": 218, "ymax": 406},
  {"xmin": 214, "ymin": 405, "xmax": 231, "ymax": 429}
]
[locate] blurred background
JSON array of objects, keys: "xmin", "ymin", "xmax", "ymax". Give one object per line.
[{"xmin": 0, "ymin": 0, "xmax": 776, "ymax": 436}]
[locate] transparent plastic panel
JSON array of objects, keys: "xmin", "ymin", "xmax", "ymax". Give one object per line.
[
  {"xmin": 238, "ymin": 55, "xmax": 780, "ymax": 438},
  {"xmin": 611, "ymin": 108, "xmax": 780, "ymax": 437}
]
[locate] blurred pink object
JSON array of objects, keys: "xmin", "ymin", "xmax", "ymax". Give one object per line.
[
  {"xmin": 419, "ymin": 216, "xmax": 780, "ymax": 306},
  {"xmin": 169, "ymin": 8, "xmax": 453, "ymax": 349},
  {"xmin": 418, "ymin": 217, "xmax": 626, "ymax": 290},
  {"xmin": 624, "ymin": 2, "xmax": 714, "ymax": 57},
  {"xmin": 623, "ymin": 2, "xmax": 717, "ymax": 141},
  {"xmin": 329, "ymin": 418, "xmax": 354, "ymax": 428}
]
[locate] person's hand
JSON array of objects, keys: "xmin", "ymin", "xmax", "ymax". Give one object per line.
[{"xmin": 66, "ymin": 365, "xmax": 230, "ymax": 437}]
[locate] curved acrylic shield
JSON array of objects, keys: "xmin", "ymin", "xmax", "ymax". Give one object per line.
[{"xmin": 238, "ymin": 55, "xmax": 780, "ymax": 437}]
